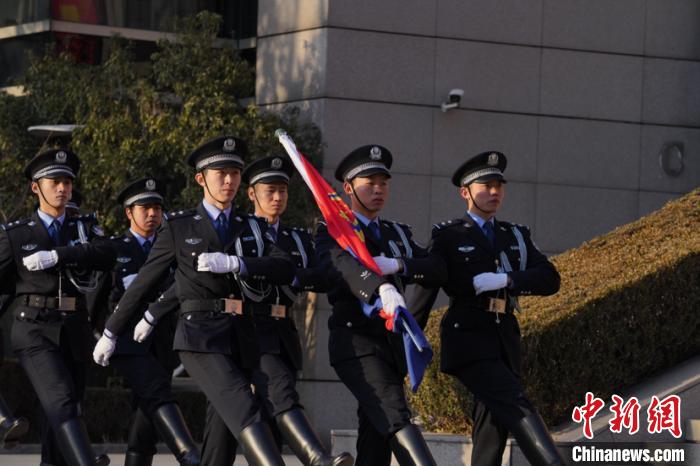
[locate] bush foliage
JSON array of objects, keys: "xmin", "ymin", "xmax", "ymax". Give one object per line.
[
  {"xmin": 0, "ymin": 11, "xmax": 323, "ymax": 233},
  {"xmin": 410, "ymin": 189, "xmax": 700, "ymax": 434}
]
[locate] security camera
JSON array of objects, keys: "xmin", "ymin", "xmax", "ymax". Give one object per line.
[{"xmin": 441, "ymin": 88, "xmax": 464, "ymax": 112}]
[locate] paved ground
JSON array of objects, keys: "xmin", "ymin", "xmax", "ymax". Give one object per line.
[{"xmin": 0, "ymin": 453, "xmax": 304, "ymax": 465}]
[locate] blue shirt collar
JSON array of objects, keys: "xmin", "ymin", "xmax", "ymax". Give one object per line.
[
  {"xmin": 37, "ymin": 209, "xmax": 65, "ymax": 230},
  {"xmin": 467, "ymin": 211, "xmax": 494, "ymax": 229},
  {"xmin": 353, "ymin": 211, "xmax": 380, "ymax": 228},
  {"xmin": 202, "ymin": 200, "xmax": 232, "ymax": 223},
  {"xmin": 129, "ymin": 229, "xmax": 155, "ymax": 247}
]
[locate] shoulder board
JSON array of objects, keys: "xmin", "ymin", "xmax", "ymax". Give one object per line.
[
  {"xmin": 290, "ymin": 226, "xmax": 312, "ymax": 236},
  {"xmin": 167, "ymin": 208, "xmax": 197, "ymax": 220},
  {"xmin": 381, "ymin": 219, "xmax": 412, "ymax": 230},
  {"xmin": 2, "ymin": 218, "xmax": 32, "ymax": 231},
  {"xmin": 431, "ymin": 218, "xmax": 462, "ymax": 231},
  {"xmin": 498, "ymin": 220, "xmax": 530, "ymax": 231}
]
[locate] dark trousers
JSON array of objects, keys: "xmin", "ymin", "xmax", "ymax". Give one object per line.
[
  {"xmin": 453, "ymin": 359, "xmax": 535, "ymax": 466},
  {"xmin": 201, "ymin": 352, "xmax": 298, "ymax": 466},
  {"xmin": 15, "ymin": 331, "xmax": 86, "ymax": 466},
  {"xmin": 111, "ymin": 353, "xmax": 174, "ymax": 415},
  {"xmin": 333, "ymin": 354, "xmax": 412, "ymax": 466},
  {"xmin": 178, "ymin": 351, "xmax": 261, "ymax": 439}
]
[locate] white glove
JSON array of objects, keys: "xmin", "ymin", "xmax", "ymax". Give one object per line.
[
  {"xmin": 93, "ymin": 334, "xmax": 116, "ymax": 367},
  {"xmin": 22, "ymin": 250, "xmax": 59, "ymax": 271},
  {"xmin": 197, "ymin": 252, "xmax": 240, "ymax": 274},
  {"xmin": 472, "ymin": 272, "xmax": 509, "ymax": 295},
  {"xmin": 133, "ymin": 315, "xmax": 155, "ymax": 343},
  {"xmin": 372, "ymin": 256, "xmax": 401, "ymax": 276},
  {"xmin": 122, "ymin": 273, "xmax": 138, "ymax": 290},
  {"xmin": 378, "ymin": 283, "xmax": 406, "ymax": 317}
]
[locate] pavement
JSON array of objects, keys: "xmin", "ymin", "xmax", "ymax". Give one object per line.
[{"xmin": 0, "ymin": 453, "xmax": 304, "ymax": 465}]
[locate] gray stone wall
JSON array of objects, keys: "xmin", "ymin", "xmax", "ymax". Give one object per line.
[{"xmin": 256, "ymin": 0, "xmax": 700, "ymax": 443}]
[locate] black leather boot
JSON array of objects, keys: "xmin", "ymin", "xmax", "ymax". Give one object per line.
[
  {"xmin": 237, "ymin": 421, "xmax": 285, "ymax": 466},
  {"xmin": 510, "ymin": 413, "xmax": 567, "ymax": 466},
  {"xmin": 151, "ymin": 403, "xmax": 200, "ymax": 466},
  {"xmin": 55, "ymin": 418, "xmax": 110, "ymax": 466},
  {"xmin": 389, "ymin": 424, "xmax": 436, "ymax": 466},
  {"xmin": 0, "ymin": 394, "xmax": 29, "ymax": 449},
  {"xmin": 277, "ymin": 408, "xmax": 353, "ymax": 466},
  {"xmin": 124, "ymin": 451, "xmax": 154, "ymax": 466}
]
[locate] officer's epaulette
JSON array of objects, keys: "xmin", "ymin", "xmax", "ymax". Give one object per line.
[
  {"xmin": 497, "ymin": 220, "xmax": 530, "ymax": 231},
  {"xmin": 166, "ymin": 208, "xmax": 198, "ymax": 220},
  {"xmin": 2, "ymin": 218, "xmax": 32, "ymax": 231},
  {"xmin": 381, "ymin": 219, "xmax": 412, "ymax": 231},
  {"xmin": 288, "ymin": 225, "xmax": 312, "ymax": 236},
  {"xmin": 431, "ymin": 218, "xmax": 462, "ymax": 232}
]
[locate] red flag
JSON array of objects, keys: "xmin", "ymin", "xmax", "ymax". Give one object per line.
[{"xmin": 277, "ymin": 131, "xmax": 381, "ymax": 276}]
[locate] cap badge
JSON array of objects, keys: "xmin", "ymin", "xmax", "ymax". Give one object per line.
[
  {"xmin": 488, "ymin": 152, "xmax": 499, "ymax": 166},
  {"xmin": 146, "ymin": 179, "xmax": 156, "ymax": 190},
  {"xmin": 56, "ymin": 151, "xmax": 67, "ymax": 163},
  {"xmin": 370, "ymin": 146, "xmax": 382, "ymax": 160},
  {"xmin": 271, "ymin": 158, "xmax": 283, "ymax": 169},
  {"xmin": 223, "ymin": 138, "xmax": 236, "ymax": 152}
]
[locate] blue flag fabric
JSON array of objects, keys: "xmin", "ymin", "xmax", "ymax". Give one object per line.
[{"xmin": 361, "ymin": 297, "xmax": 433, "ymax": 392}]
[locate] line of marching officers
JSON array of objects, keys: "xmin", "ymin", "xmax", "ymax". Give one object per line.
[{"xmin": 0, "ymin": 134, "xmax": 568, "ymax": 466}]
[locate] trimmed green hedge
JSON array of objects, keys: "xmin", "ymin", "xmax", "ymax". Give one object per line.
[{"xmin": 410, "ymin": 189, "xmax": 700, "ymax": 434}]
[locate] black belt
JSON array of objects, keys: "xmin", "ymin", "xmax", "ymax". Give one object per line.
[
  {"xmin": 250, "ymin": 302, "xmax": 289, "ymax": 318},
  {"xmin": 181, "ymin": 298, "xmax": 246, "ymax": 315},
  {"xmin": 451, "ymin": 296, "xmax": 514, "ymax": 314},
  {"xmin": 18, "ymin": 294, "xmax": 84, "ymax": 312}
]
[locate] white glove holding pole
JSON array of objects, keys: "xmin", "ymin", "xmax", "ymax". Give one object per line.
[
  {"xmin": 122, "ymin": 273, "xmax": 138, "ymax": 290},
  {"xmin": 372, "ymin": 256, "xmax": 402, "ymax": 276},
  {"xmin": 22, "ymin": 250, "xmax": 58, "ymax": 271},
  {"xmin": 378, "ymin": 283, "xmax": 405, "ymax": 317},
  {"xmin": 197, "ymin": 252, "xmax": 240, "ymax": 274},
  {"xmin": 472, "ymin": 272, "xmax": 509, "ymax": 295},
  {"xmin": 133, "ymin": 312, "xmax": 156, "ymax": 343},
  {"xmin": 93, "ymin": 334, "xmax": 116, "ymax": 367}
]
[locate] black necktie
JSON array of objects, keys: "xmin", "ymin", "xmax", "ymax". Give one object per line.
[
  {"xmin": 214, "ymin": 213, "xmax": 228, "ymax": 244},
  {"xmin": 48, "ymin": 220, "xmax": 61, "ymax": 246},
  {"xmin": 483, "ymin": 221, "xmax": 495, "ymax": 247},
  {"xmin": 142, "ymin": 239, "xmax": 152, "ymax": 256}
]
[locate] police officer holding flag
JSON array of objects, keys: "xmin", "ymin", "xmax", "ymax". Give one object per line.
[
  {"xmin": 411, "ymin": 151, "xmax": 566, "ymax": 466},
  {"xmin": 315, "ymin": 145, "xmax": 446, "ymax": 466},
  {"xmin": 92, "ymin": 136, "xmax": 295, "ymax": 466}
]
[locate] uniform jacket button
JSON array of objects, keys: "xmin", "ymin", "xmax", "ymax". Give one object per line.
[
  {"xmin": 454, "ymin": 323, "xmax": 460, "ymax": 329},
  {"xmin": 20, "ymin": 312, "xmax": 25, "ymax": 318},
  {"xmin": 346, "ymin": 322, "xmax": 352, "ymax": 328}
]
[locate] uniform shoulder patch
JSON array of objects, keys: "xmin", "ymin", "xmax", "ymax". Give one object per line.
[
  {"xmin": 2, "ymin": 218, "xmax": 31, "ymax": 231},
  {"xmin": 167, "ymin": 208, "xmax": 197, "ymax": 220},
  {"xmin": 431, "ymin": 218, "xmax": 461, "ymax": 231}
]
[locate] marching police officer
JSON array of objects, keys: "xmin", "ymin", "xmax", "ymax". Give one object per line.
[
  {"xmin": 0, "ymin": 281, "xmax": 30, "ymax": 450},
  {"xmin": 88, "ymin": 178, "xmax": 199, "ymax": 466},
  {"xmin": 315, "ymin": 145, "xmax": 446, "ymax": 466},
  {"xmin": 200, "ymin": 155, "xmax": 353, "ymax": 466},
  {"xmin": 0, "ymin": 149, "xmax": 114, "ymax": 466},
  {"xmin": 92, "ymin": 136, "xmax": 295, "ymax": 466},
  {"xmin": 410, "ymin": 151, "xmax": 565, "ymax": 466}
]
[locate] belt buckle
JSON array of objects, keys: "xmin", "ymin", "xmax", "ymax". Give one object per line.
[
  {"xmin": 222, "ymin": 299, "xmax": 243, "ymax": 315},
  {"xmin": 488, "ymin": 298, "xmax": 506, "ymax": 314},
  {"xmin": 270, "ymin": 304, "xmax": 286, "ymax": 318},
  {"xmin": 58, "ymin": 296, "xmax": 76, "ymax": 312}
]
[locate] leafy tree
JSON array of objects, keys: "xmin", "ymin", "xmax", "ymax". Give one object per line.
[{"xmin": 0, "ymin": 11, "xmax": 323, "ymax": 233}]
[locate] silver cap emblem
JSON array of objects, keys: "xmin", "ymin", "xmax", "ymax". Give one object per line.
[
  {"xmin": 370, "ymin": 146, "xmax": 382, "ymax": 160},
  {"xmin": 56, "ymin": 151, "xmax": 67, "ymax": 163},
  {"xmin": 223, "ymin": 138, "xmax": 236, "ymax": 152},
  {"xmin": 146, "ymin": 179, "xmax": 156, "ymax": 190},
  {"xmin": 271, "ymin": 158, "xmax": 282, "ymax": 169},
  {"xmin": 487, "ymin": 152, "xmax": 499, "ymax": 166}
]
